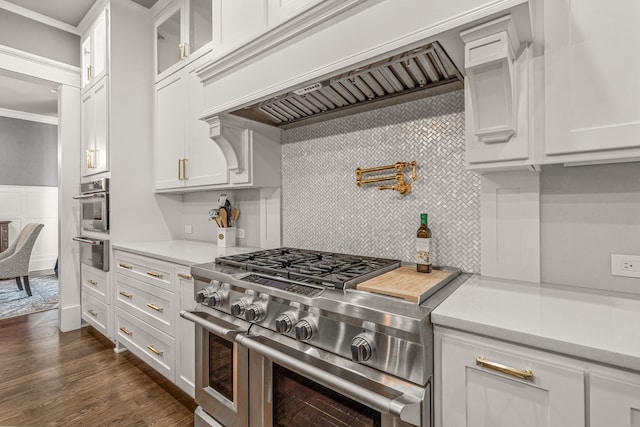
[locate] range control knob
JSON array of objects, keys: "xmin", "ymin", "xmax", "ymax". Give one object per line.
[
  {"xmin": 350, "ymin": 335, "xmax": 373, "ymax": 362},
  {"xmin": 230, "ymin": 299, "xmax": 248, "ymax": 317},
  {"xmin": 245, "ymin": 303, "xmax": 266, "ymax": 322},
  {"xmin": 195, "ymin": 288, "xmax": 212, "ymax": 303},
  {"xmin": 275, "ymin": 313, "xmax": 296, "ymax": 334},
  {"xmin": 294, "ymin": 319, "xmax": 315, "ymax": 341},
  {"xmin": 207, "ymin": 291, "xmax": 224, "ymax": 307}
]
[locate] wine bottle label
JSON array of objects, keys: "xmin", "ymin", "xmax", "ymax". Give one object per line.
[{"xmin": 415, "ymin": 237, "xmax": 431, "ymax": 265}]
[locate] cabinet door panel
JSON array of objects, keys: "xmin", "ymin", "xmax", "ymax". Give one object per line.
[
  {"xmin": 155, "ymin": 3, "xmax": 184, "ymax": 79},
  {"xmin": 92, "ymin": 11, "xmax": 108, "ymax": 84},
  {"xmin": 155, "ymin": 73, "xmax": 187, "ymax": 190},
  {"xmin": 545, "ymin": 0, "xmax": 640, "ymax": 155},
  {"xmin": 81, "ymin": 89, "xmax": 95, "ymax": 177},
  {"xmin": 185, "ymin": 61, "xmax": 228, "ymax": 186},
  {"xmin": 188, "ymin": 0, "xmax": 213, "ymax": 57},
  {"xmin": 93, "ymin": 77, "xmax": 109, "ymax": 175},
  {"xmin": 437, "ymin": 330, "xmax": 585, "ymax": 427},
  {"xmin": 176, "ymin": 267, "xmax": 196, "ymax": 397},
  {"xmin": 591, "ymin": 368, "xmax": 640, "ymax": 427}
]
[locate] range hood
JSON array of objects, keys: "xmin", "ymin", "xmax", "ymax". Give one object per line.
[{"xmin": 230, "ymin": 42, "xmax": 463, "ymax": 129}]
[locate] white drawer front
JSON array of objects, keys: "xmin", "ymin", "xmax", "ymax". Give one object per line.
[
  {"xmin": 115, "ymin": 273, "xmax": 175, "ymax": 336},
  {"xmin": 116, "ymin": 308, "xmax": 175, "ymax": 382},
  {"xmin": 81, "ymin": 264, "xmax": 109, "ymax": 302},
  {"xmin": 114, "ymin": 251, "xmax": 173, "ymax": 292},
  {"xmin": 82, "ymin": 292, "xmax": 109, "ymax": 338}
]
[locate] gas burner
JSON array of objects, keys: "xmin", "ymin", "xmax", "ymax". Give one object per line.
[{"xmin": 216, "ymin": 248, "xmax": 401, "ymax": 289}]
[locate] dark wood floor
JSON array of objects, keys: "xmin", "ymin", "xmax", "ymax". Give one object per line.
[{"xmin": 0, "ymin": 309, "xmax": 196, "ymax": 426}]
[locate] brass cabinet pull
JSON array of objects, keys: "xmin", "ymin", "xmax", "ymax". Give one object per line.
[
  {"xmin": 147, "ymin": 344, "xmax": 163, "ymax": 356},
  {"xmin": 476, "ymin": 356, "xmax": 534, "ymax": 381},
  {"xmin": 119, "ymin": 263, "xmax": 133, "ymax": 269},
  {"xmin": 119, "ymin": 326, "xmax": 133, "ymax": 336},
  {"xmin": 119, "ymin": 291, "xmax": 133, "ymax": 299},
  {"xmin": 182, "ymin": 158, "xmax": 187, "ymax": 180},
  {"xmin": 146, "ymin": 271, "xmax": 163, "ymax": 279},
  {"xmin": 177, "ymin": 158, "xmax": 182, "ymax": 180},
  {"xmin": 177, "ymin": 273, "xmax": 192, "ymax": 280},
  {"xmin": 147, "ymin": 303, "xmax": 163, "ymax": 312},
  {"xmin": 88, "ymin": 309, "xmax": 98, "ymax": 317},
  {"xmin": 87, "ymin": 279, "xmax": 98, "ymax": 285}
]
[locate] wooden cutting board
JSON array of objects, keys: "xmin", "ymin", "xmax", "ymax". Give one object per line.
[{"xmin": 357, "ymin": 266, "xmax": 453, "ymax": 303}]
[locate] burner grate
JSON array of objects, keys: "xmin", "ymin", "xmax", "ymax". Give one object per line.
[{"xmin": 216, "ymin": 248, "xmax": 401, "ymax": 289}]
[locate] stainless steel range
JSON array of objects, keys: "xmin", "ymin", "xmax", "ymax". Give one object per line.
[{"xmin": 181, "ymin": 247, "xmax": 465, "ymax": 427}]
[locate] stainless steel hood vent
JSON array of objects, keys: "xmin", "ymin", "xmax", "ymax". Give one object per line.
[{"xmin": 231, "ymin": 42, "xmax": 463, "ymax": 129}]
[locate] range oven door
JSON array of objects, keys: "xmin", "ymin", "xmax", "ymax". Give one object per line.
[
  {"xmin": 238, "ymin": 328, "xmax": 429, "ymax": 427},
  {"xmin": 181, "ymin": 309, "xmax": 250, "ymax": 427}
]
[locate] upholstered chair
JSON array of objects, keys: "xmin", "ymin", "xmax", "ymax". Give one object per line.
[{"xmin": 0, "ymin": 224, "xmax": 45, "ymax": 297}]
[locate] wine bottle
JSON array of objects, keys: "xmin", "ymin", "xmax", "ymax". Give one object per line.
[{"xmin": 415, "ymin": 213, "xmax": 432, "ymax": 273}]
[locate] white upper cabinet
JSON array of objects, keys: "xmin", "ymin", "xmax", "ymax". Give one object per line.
[
  {"xmin": 81, "ymin": 10, "xmax": 108, "ymax": 93},
  {"xmin": 81, "ymin": 75, "xmax": 109, "ymax": 177},
  {"xmin": 154, "ymin": 0, "xmax": 213, "ymax": 82},
  {"xmin": 154, "ymin": 53, "xmax": 229, "ymax": 191},
  {"xmin": 543, "ymin": 0, "xmax": 640, "ymax": 163}
]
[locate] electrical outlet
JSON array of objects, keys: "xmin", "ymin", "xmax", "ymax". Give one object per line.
[
  {"xmin": 611, "ymin": 254, "xmax": 640, "ymax": 278},
  {"xmin": 237, "ymin": 228, "xmax": 245, "ymax": 239},
  {"xmin": 184, "ymin": 225, "xmax": 192, "ymax": 234}
]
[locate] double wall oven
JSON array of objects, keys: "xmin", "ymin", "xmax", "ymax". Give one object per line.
[
  {"xmin": 73, "ymin": 178, "xmax": 109, "ymax": 232},
  {"xmin": 182, "ymin": 248, "xmax": 465, "ymax": 427}
]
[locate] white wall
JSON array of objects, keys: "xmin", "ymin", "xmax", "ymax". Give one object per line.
[
  {"xmin": 541, "ymin": 162, "xmax": 640, "ymax": 294},
  {"xmin": 180, "ymin": 189, "xmax": 262, "ymax": 248},
  {"xmin": 0, "ymin": 185, "xmax": 58, "ymax": 272}
]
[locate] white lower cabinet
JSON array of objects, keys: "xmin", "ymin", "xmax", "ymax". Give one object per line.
[
  {"xmin": 113, "ymin": 250, "xmax": 195, "ymax": 397},
  {"xmin": 590, "ymin": 366, "xmax": 640, "ymax": 427},
  {"xmin": 81, "ymin": 264, "xmax": 112, "ymax": 339},
  {"xmin": 435, "ymin": 327, "xmax": 585, "ymax": 427},
  {"xmin": 176, "ymin": 267, "xmax": 196, "ymax": 398}
]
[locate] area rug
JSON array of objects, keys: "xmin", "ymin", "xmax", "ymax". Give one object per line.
[{"xmin": 0, "ymin": 275, "xmax": 58, "ymax": 320}]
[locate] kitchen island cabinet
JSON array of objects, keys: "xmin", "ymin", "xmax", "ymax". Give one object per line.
[{"xmin": 433, "ymin": 275, "xmax": 640, "ymax": 426}]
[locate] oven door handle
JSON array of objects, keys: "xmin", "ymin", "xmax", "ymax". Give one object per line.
[
  {"xmin": 236, "ymin": 334, "xmax": 422, "ymax": 426},
  {"xmin": 180, "ymin": 310, "xmax": 246, "ymax": 339},
  {"xmin": 73, "ymin": 193, "xmax": 107, "ymax": 199},
  {"xmin": 73, "ymin": 237, "xmax": 102, "ymax": 245}
]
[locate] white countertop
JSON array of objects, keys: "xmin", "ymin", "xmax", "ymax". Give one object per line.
[
  {"xmin": 111, "ymin": 240, "xmax": 261, "ymax": 266},
  {"xmin": 432, "ymin": 275, "xmax": 640, "ymax": 372}
]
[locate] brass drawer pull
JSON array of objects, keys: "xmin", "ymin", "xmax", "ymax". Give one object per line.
[
  {"xmin": 119, "ymin": 263, "xmax": 133, "ymax": 269},
  {"xmin": 147, "ymin": 303, "xmax": 163, "ymax": 312},
  {"xmin": 119, "ymin": 327, "xmax": 133, "ymax": 336},
  {"xmin": 119, "ymin": 291, "xmax": 133, "ymax": 299},
  {"xmin": 147, "ymin": 344, "xmax": 163, "ymax": 356},
  {"xmin": 146, "ymin": 271, "xmax": 163, "ymax": 279},
  {"xmin": 87, "ymin": 279, "xmax": 98, "ymax": 285},
  {"xmin": 88, "ymin": 309, "xmax": 98, "ymax": 317},
  {"xmin": 476, "ymin": 356, "xmax": 534, "ymax": 381},
  {"xmin": 177, "ymin": 273, "xmax": 192, "ymax": 280}
]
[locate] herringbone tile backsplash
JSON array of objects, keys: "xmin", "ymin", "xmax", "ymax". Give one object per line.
[{"xmin": 281, "ymin": 90, "xmax": 480, "ymax": 273}]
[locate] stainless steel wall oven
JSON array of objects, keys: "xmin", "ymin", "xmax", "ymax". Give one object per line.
[
  {"xmin": 182, "ymin": 248, "xmax": 465, "ymax": 427},
  {"xmin": 73, "ymin": 178, "xmax": 109, "ymax": 232}
]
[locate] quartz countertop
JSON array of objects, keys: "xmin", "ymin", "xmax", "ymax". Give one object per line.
[
  {"xmin": 432, "ymin": 275, "xmax": 640, "ymax": 372},
  {"xmin": 111, "ymin": 240, "xmax": 261, "ymax": 266}
]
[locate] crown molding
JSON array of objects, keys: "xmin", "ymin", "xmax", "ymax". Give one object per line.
[
  {"xmin": 0, "ymin": 107, "xmax": 58, "ymax": 125},
  {"xmin": 0, "ymin": 0, "xmax": 79, "ymax": 35}
]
